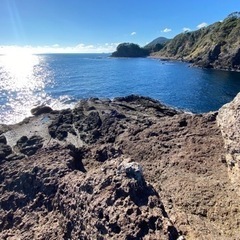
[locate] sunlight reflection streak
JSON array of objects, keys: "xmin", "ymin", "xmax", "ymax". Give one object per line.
[{"xmin": 0, "ymin": 52, "xmax": 53, "ymax": 124}]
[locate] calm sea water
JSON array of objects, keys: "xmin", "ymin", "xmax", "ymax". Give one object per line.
[{"xmin": 1, "ymin": 53, "xmax": 240, "ymax": 124}]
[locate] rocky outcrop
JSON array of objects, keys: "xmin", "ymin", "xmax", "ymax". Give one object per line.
[
  {"xmin": 0, "ymin": 147, "xmax": 177, "ymax": 239},
  {"xmin": 54, "ymin": 158, "xmax": 178, "ymax": 239},
  {"xmin": 217, "ymin": 92, "xmax": 240, "ymax": 196},
  {"xmin": 0, "ymin": 95, "xmax": 240, "ymax": 239},
  {"xmin": 0, "ymin": 135, "xmax": 12, "ymax": 161},
  {"xmin": 31, "ymin": 106, "xmax": 53, "ymax": 116},
  {"xmin": 16, "ymin": 135, "xmax": 43, "ymax": 156}
]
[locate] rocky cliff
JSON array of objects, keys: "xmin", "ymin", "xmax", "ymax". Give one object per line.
[
  {"xmin": 0, "ymin": 95, "xmax": 240, "ymax": 239},
  {"xmin": 153, "ymin": 13, "xmax": 240, "ymax": 71}
]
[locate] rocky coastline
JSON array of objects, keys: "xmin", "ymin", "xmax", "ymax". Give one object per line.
[
  {"xmin": 150, "ymin": 55, "xmax": 240, "ymax": 73},
  {"xmin": 150, "ymin": 13, "xmax": 240, "ymax": 72},
  {"xmin": 0, "ymin": 94, "xmax": 240, "ymax": 239}
]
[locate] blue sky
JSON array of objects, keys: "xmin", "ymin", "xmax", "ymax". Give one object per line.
[{"xmin": 0, "ymin": 0, "xmax": 239, "ymax": 53}]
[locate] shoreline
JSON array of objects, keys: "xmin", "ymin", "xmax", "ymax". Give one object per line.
[
  {"xmin": 0, "ymin": 95, "xmax": 192, "ymax": 127},
  {"xmin": 149, "ymin": 55, "xmax": 240, "ymax": 73}
]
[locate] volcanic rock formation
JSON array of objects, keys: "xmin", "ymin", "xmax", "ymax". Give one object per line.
[{"xmin": 0, "ymin": 94, "xmax": 240, "ymax": 239}]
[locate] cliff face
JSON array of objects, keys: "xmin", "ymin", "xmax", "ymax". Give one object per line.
[
  {"xmin": 217, "ymin": 92, "xmax": 240, "ymax": 196},
  {"xmin": 153, "ymin": 13, "xmax": 240, "ymax": 71},
  {"xmin": 0, "ymin": 95, "xmax": 240, "ymax": 239}
]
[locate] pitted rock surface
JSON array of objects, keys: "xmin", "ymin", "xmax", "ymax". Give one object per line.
[
  {"xmin": 0, "ymin": 95, "xmax": 239, "ymax": 239},
  {"xmin": 217, "ymin": 92, "xmax": 240, "ymax": 196}
]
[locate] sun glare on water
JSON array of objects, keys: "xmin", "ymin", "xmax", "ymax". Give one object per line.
[
  {"xmin": 0, "ymin": 49, "xmax": 52, "ymax": 124},
  {"xmin": 1, "ymin": 50, "xmax": 42, "ymax": 90}
]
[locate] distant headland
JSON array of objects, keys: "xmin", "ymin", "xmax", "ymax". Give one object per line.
[{"xmin": 112, "ymin": 12, "xmax": 240, "ymax": 72}]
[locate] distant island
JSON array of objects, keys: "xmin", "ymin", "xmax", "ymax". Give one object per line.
[
  {"xmin": 112, "ymin": 12, "xmax": 240, "ymax": 71},
  {"xmin": 111, "ymin": 37, "xmax": 170, "ymax": 58},
  {"xmin": 111, "ymin": 43, "xmax": 149, "ymax": 57}
]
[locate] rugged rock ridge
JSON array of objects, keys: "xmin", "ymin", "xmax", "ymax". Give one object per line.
[
  {"xmin": 153, "ymin": 13, "xmax": 240, "ymax": 71},
  {"xmin": 0, "ymin": 95, "xmax": 240, "ymax": 239}
]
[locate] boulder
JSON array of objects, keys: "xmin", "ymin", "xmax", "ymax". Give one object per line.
[
  {"xmin": 31, "ymin": 105, "xmax": 53, "ymax": 116},
  {"xmin": 0, "ymin": 134, "xmax": 7, "ymax": 144},
  {"xmin": 0, "ymin": 135, "xmax": 12, "ymax": 161},
  {"xmin": 16, "ymin": 135, "xmax": 43, "ymax": 156}
]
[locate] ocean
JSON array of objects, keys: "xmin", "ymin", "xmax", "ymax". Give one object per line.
[{"xmin": 1, "ymin": 53, "xmax": 240, "ymax": 124}]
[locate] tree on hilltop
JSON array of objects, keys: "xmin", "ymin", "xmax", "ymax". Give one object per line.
[{"xmin": 227, "ymin": 12, "xmax": 240, "ymax": 19}]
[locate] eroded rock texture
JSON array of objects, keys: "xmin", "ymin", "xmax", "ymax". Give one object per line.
[
  {"xmin": 218, "ymin": 92, "xmax": 240, "ymax": 196},
  {"xmin": 0, "ymin": 95, "xmax": 239, "ymax": 239}
]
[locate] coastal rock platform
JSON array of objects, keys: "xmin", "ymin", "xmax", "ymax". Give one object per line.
[{"xmin": 0, "ymin": 95, "xmax": 240, "ymax": 239}]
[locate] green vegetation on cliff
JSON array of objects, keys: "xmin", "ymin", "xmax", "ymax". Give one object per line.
[{"xmin": 153, "ymin": 12, "xmax": 240, "ymax": 71}]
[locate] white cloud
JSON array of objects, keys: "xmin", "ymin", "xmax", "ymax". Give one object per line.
[
  {"xmin": 183, "ymin": 27, "xmax": 191, "ymax": 32},
  {"xmin": 131, "ymin": 32, "xmax": 137, "ymax": 36},
  {"xmin": 0, "ymin": 43, "xmax": 120, "ymax": 54},
  {"xmin": 161, "ymin": 28, "xmax": 172, "ymax": 33},
  {"xmin": 197, "ymin": 22, "xmax": 208, "ymax": 29}
]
